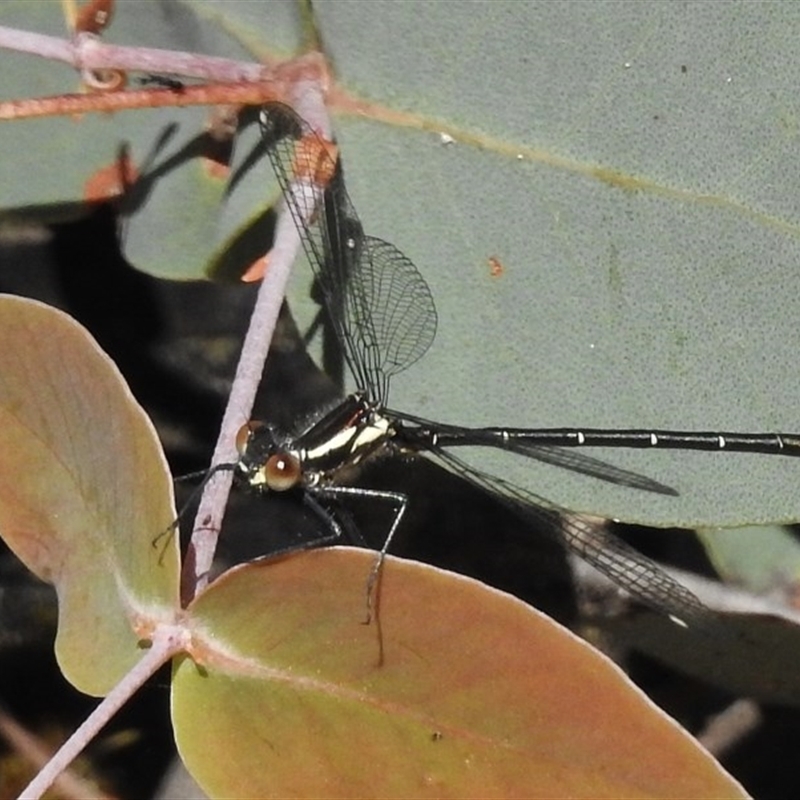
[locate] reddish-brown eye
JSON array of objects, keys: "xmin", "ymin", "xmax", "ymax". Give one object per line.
[
  {"xmin": 235, "ymin": 421, "xmax": 265, "ymax": 456},
  {"xmin": 265, "ymin": 453, "xmax": 302, "ymax": 491}
]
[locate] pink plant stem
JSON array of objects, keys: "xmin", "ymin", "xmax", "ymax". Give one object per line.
[
  {"xmin": 0, "ymin": 26, "xmax": 328, "ymax": 120},
  {"xmin": 0, "ymin": 27, "xmax": 270, "ymax": 81},
  {"xmin": 181, "ymin": 82, "xmax": 332, "ymax": 604},
  {"xmin": 18, "ymin": 624, "xmax": 187, "ymax": 800}
]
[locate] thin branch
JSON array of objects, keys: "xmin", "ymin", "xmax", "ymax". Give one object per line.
[
  {"xmin": 0, "ymin": 81, "xmax": 284, "ymax": 120},
  {"xmin": 0, "ymin": 706, "xmax": 115, "ymax": 800},
  {"xmin": 181, "ymin": 81, "xmax": 332, "ymax": 604},
  {"xmin": 696, "ymin": 698, "xmax": 762, "ymax": 757},
  {"xmin": 180, "ymin": 210, "xmax": 301, "ymax": 604},
  {"xmin": 18, "ymin": 624, "xmax": 187, "ymax": 800},
  {"xmin": 0, "ymin": 26, "xmax": 268, "ymax": 80},
  {"xmin": 0, "ymin": 26, "xmax": 329, "ymax": 119},
  {"xmin": 0, "ymin": 26, "xmax": 75, "ymax": 62}
]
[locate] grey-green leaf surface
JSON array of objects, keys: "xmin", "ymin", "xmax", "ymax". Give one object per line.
[
  {"xmin": 697, "ymin": 525, "xmax": 800, "ymax": 595},
  {"xmin": 2, "ymin": 1, "xmax": 800, "ymax": 529},
  {"xmin": 301, "ymin": 1, "xmax": 800, "ymax": 530}
]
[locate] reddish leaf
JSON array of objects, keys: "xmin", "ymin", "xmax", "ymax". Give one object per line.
[
  {"xmin": 173, "ymin": 548, "xmax": 744, "ymax": 799},
  {"xmin": 0, "ymin": 296, "xmax": 179, "ymax": 696}
]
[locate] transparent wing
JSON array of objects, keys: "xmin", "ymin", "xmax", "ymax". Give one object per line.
[
  {"xmin": 424, "ymin": 446, "xmax": 716, "ymax": 630},
  {"xmin": 259, "ymin": 102, "xmax": 437, "ymax": 404},
  {"xmin": 483, "ymin": 441, "xmax": 677, "ymax": 494}
]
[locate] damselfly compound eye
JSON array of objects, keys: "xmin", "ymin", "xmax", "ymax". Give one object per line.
[
  {"xmin": 265, "ymin": 453, "xmax": 302, "ymax": 491},
  {"xmin": 235, "ymin": 421, "xmax": 266, "ymax": 456}
]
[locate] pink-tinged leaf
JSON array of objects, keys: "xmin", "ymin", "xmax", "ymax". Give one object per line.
[
  {"xmin": 0, "ymin": 296, "xmax": 179, "ymax": 696},
  {"xmin": 173, "ymin": 548, "xmax": 745, "ymax": 799}
]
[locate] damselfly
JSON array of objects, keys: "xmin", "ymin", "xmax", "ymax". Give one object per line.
[{"xmin": 226, "ymin": 102, "xmax": 800, "ymax": 628}]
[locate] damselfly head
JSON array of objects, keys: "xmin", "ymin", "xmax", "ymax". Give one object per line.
[{"xmin": 235, "ymin": 420, "xmax": 303, "ymax": 492}]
